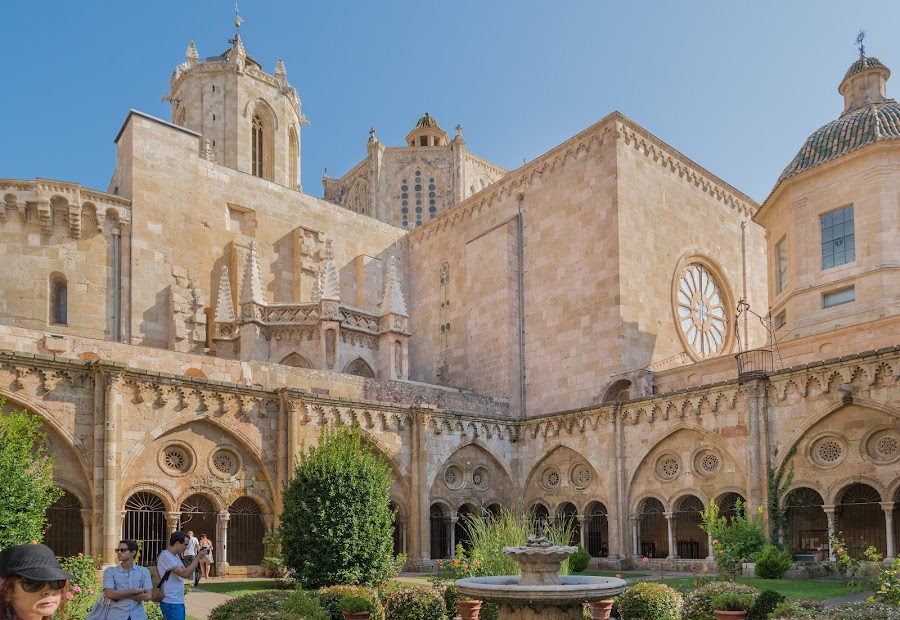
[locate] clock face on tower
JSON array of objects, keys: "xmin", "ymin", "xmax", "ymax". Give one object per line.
[{"xmin": 675, "ymin": 263, "xmax": 728, "ymax": 360}]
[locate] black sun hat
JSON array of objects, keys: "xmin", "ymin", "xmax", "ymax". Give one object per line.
[{"xmin": 0, "ymin": 544, "xmax": 75, "ymax": 581}]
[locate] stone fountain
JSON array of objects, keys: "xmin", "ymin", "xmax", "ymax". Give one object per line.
[{"xmin": 455, "ymin": 536, "xmax": 627, "ymax": 620}]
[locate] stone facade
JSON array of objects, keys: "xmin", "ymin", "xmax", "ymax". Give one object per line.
[{"xmin": 0, "ymin": 33, "xmax": 897, "ymax": 573}]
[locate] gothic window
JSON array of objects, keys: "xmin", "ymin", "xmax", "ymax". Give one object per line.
[
  {"xmin": 49, "ymin": 274, "xmax": 67, "ymax": 325},
  {"xmin": 775, "ymin": 236, "xmax": 788, "ymax": 294},
  {"xmin": 280, "ymin": 352, "xmax": 312, "ymax": 368},
  {"xmin": 251, "ymin": 114, "xmax": 265, "ymax": 178},
  {"xmin": 344, "ymin": 358, "xmax": 375, "ymax": 378},
  {"xmin": 346, "ymin": 180, "xmax": 369, "ymax": 215},
  {"xmin": 288, "ymin": 126, "xmax": 299, "ymax": 190},
  {"xmin": 821, "ymin": 205, "xmax": 855, "ymax": 270}
]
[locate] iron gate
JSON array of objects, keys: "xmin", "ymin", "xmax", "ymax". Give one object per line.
[
  {"xmin": 227, "ymin": 497, "xmax": 265, "ymax": 566},
  {"xmin": 586, "ymin": 502, "xmax": 608, "ymax": 557},
  {"xmin": 123, "ymin": 492, "xmax": 168, "ymax": 566},
  {"xmin": 45, "ymin": 491, "xmax": 83, "ymax": 557}
]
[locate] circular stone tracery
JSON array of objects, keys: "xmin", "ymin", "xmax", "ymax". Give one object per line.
[
  {"xmin": 164, "ymin": 448, "xmax": 187, "ymax": 472},
  {"xmin": 810, "ymin": 437, "xmax": 845, "ymax": 468},
  {"xmin": 675, "ymin": 263, "xmax": 728, "ymax": 359},
  {"xmin": 542, "ymin": 468, "xmax": 561, "ymax": 490},
  {"xmin": 699, "ymin": 453, "xmax": 720, "ymax": 475},
  {"xmin": 657, "ymin": 456, "xmax": 680, "ymax": 481},
  {"xmin": 158, "ymin": 443, "xmax": 193, "ymax": 476},
  {"xmin": 472, "ymin": 467, "xmax": 490, "ymax": 491},
  {"xmin": 875, "ymin": 435, "xmax": 898, "ymax": 458},
  {"xmin": 444, "ymin": 465, "xmax": 463, "ymax": 490},
  {"xmin": 211, "ymin": 449, "xmax": 239, "ymax": 476},
  {"xmin": 571, "ymin": 465, "xmax": 591, "ymax": 489}
]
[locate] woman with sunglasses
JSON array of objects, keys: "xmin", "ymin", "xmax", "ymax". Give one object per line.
[{"xmin": 0, "ymin": 542, "xmax": 74, "ymax": 620}]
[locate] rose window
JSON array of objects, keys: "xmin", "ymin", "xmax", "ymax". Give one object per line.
[
  {"xmin": 676, "ymin": 264, "xmax": 728, "ymax": 359},
  {"xmin": 164, "ymin": 448, "xmax": 188, "ymax": 472},
  {"xmin": 658, "ymin": 457, "xmax": 679, "ymax": 480},
  {"xmin": 212, "ymin": 450, "xmax": 238, "ymax": 475},
  {"xmin": 816, "ymin": 441, "xmax": 842, "ymax": 462},
  {"xmin": 571, "ymin": 465, "xmax": 591, "ymax": 489},
  {"xmin": 875, "ymin": 435, "xmax": 898, "ymax": 458},
  {"xmin": 543, "ymin": 468, "xmax": 561, "ymax": 490},
  {"xmin": 699, "ymin": 453, "xmax": 720, "ymax": 474},
  {"xmin": 472, "ymin": 467, "xmax": 489, "ymax": 491}
]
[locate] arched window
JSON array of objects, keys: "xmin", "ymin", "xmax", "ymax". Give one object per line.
[
  {"xmin": 344, "ymin": 358, "xmax": 375, "ymax": 378},
  {"xmin": 123, "ymin": 492, "xmax": 168, "ymax": 566},
  {"xmin": 49, "ymin": 274, "xmax": 67, "ymax": 325},
  {"xmin": 836, "ymin": 484, "xmax": 885, "ymax": 558},
  {"xmin": 455, "ymin": 504, "xmax": 476, "ymax": 551},
  {"xmin": 639, "ymin": 498, "xmax": 668, "ymax": 558},
  {"xmin": 784, "ymin": 488, "xmax": 826, "ymax": 554},
  {"xmin": 430, "ymin": 504, "xmax": 451, "ymax": 559},
  {"xmin": 288, "ymin": 126, "xmax": 299, "ymax": 190},
  {"xmin": 179, "ymin": 494, "xmax": 217, "ymax": 556},
  {"xmin": 718, "ymin": 492, "xmax": 746, "ymax": 523},
  {"xmin": 228, "ymin": 497, "xmax": 266, "ymax": 565},
  {"xmin": 586, "ymin": 502, "xmax": 609, "ymax": 557},
  {"xmin": 280, "ymin": 352, "xmax": 312, "ymax": 368},
  {"xmin": 251, "ymin": 114, "xmax": 265, "ymax": 178},
  {"xmin": 556, "ymin": 502, "xmax": 579, "ymax": 546},
  {"xmin": 674, "ymin": 495, "xmax": 707, "ymax": 559},
  {"xmin": 346, "ymin": 180, "xmax": 369, "ymax": 216},
  {"xmin": 45, "ymin": 491, "xmax": 83, "ymax": 558}
]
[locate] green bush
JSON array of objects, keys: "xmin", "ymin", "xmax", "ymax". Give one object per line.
[
  {"xmin": 617, "ymin": 582, "xmax": 682, "ymax": 620},
  {"xmin": 382, "ymin": 587, "xmax": 445, "ymax": 620},
  {"xmin": 208, "ymin": 591, "xmax": 293, "ymax": 620},
  {"xmin": 746, "ymin": 589, "xmax": 784, "ymax": 620},
  {"xmin": 769, "ymin": 600, "xmax": 898, "ymax": 620},
  {"xmin": 569, "ymin": 545, "xmax": 590, "ymax": 573},
  {"xmin": 701, "ymin": 498, "xmax": 767, "ymax": 576},
  {"xmin": 281, "ymin": 425, "xmax": 397, "ymax": 589},
  {"xmin": 754, "ymin": 544, "xmax": 794, "ymax": 579},
  {"xmin": 318, "ymin": 585, "xmax": 384, "ymax": 620},
  {"xmin": 681, "ymin": 580, "xmax": 759, "ymax": 620},
  {"xmin": 0, "ymin": 401, "xmax": 64, "ymax": 548},
  {"xmin": 769, "ymin": 600, "xmax": 824, "ymax": 619},
  {"xmin": 283, "ymin": 590, "xmax": 329, "ymax": 620},
  {"xmin": 439, "ymin": 582, "xmax": 460, "ymax": 618}
]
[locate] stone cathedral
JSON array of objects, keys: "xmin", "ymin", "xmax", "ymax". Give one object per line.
[{"xmin": 0, "ymin": 31, "xmax": 897, "ymax": 574}]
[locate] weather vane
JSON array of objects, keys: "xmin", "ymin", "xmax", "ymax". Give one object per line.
[
  {"xmin": 229, "ymin": 1, "xmax": 244, "ymax": 44},
  {"xmin": 856, "ymin": 30, "xmax": 866, "ymax": 57}
]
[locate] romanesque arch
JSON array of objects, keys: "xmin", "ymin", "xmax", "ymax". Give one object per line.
[
  {"xmin": 673, "ymin": 494, "xmax": 708, "ymax": 559},
  {"xmin": 228, "ymin": 496, "xmax": 267, "ymax": 566},
  {"xmin": 636, "ymin": 496, "xmax": 668, "ymax": 558},
  {"xmin": 122, "ymin": 491, "xmax": 168, "ymax": 566},
  {"xmin": 523, "ymin": 444, "xmax": 606, "ymax": 515},
  {"xmin": 783, "ymin": 486, "xmax": 827, "ymax": 555},
  {"xmin": 45, "ymin": 489, "xmax": 84, "ymax": 558},
  {"xmin": 429, "ymin": 502, "xmax": 452, "ymax": 560},
  {"xmin": 429, "ymin": 440, "xmax": 515, "ymax": 514},
  {"xmin": 835, "ymin": 482, "xmax": 886, "ymax": 558},
  {"xmin": 585, "ymin": 501, "xmax": 609, "ymax": 557}
]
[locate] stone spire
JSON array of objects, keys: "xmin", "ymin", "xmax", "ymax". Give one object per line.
[
  {"xmin": 320, "ymin": 239, "xmax": 340, "ymax": 301},
  {"xmin": 381, "ymin": 256, "xmax": 408, "ymax": 316},
  {"xmin": 214, "ymin": 265, "xmax": 235, "ymax": 322},
  {"xmin": 186, "ymin": 41, "xmax": 199, "ymax": 69},
  {"xmin": 311, "ymin": 271, "xmax": 322, "ymax": 303},
  {"xmin": 275, "ymin": 58, "xmax": 287, "ymax": 86},
  {"xmin": 239, "ymin": 241, "xmax": 265, "ymax": 304},
  {"xmin": 229, "ymin": 34, "xmax": 247, "ymax": 73}
]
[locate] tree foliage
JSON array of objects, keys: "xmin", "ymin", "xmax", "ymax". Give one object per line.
[
  {"xmin": 280, "ymin": 425, "xmax": 395, "ymax": 588},
  {"xmin": 0, "ymin": 399, "xmax": 63, "ymax": 548}
]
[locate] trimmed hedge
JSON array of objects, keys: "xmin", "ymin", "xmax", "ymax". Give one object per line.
[
  {"xmin": 382, "ymin": 587, "xmax": 445, "ymax": 620},
  {"xmin": 618, "ymin": 582, "xmax": 683, "ymax": 620},
  {"xmin": 682, "ymin": 581, "xmax": 758, "ymax": 620},
  {"xmin": 318, "ymin": 585, "xmax": 384, "ymax": 620}
]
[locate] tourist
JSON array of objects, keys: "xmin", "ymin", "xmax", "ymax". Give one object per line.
[
  {"xmin": 196, "ymin": 535, "xmax": 213, "ymax": 583},
  {"xmin": 156, "ymin": 532, "xmax": 208, "ymax": 620},
  {"xmin": 0, "ymin": 543, "xmax": 74, "ymax": 620},
  {"xmin": 101, "ymin": 539, "xmax": 151, "ymax": 620},
  {"xmin": 182, "ymin": 531, "xmax": 199, "ymax": 585}
]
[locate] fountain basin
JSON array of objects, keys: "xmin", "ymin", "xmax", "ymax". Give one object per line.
[{"xmin": 456, "ymin": 575, "xmax": 627, "ymax": 605}]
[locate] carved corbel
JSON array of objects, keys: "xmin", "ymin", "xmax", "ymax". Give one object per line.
[
  {"xmin": 68, "ymin": 203, "xmax": 82, "ymax": 239},
  {"xmin": 34, "ymin": 201, "xmax": 52, "ymax": 235}
]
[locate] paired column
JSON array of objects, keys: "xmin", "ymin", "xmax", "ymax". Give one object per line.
[
  {"xmin": 630, "ymin": 517, "xmax": 639, "ymax": 557},
  {"xmin": 578, "ymin": 516, "xmax": 586, "ymax": 548},
  {"xmin": 166, "ymin": 512, "xmax": 182, "ymax": 539},
  {"xmin": 450, "ymin": 516, "xmax": 458, "ymax": 558},
  {"xmin": 216, "ymin": 511, "xmax": 230, "ymax": 573},
  {"xmin": 823, "ymin": 505, "xmax": 836, "ymax": 561},
  {"xmin": 882, "ymin": 503, "xmax": 896, "ymax": 561},
  {"xmin": 664, "ymin": 512, "xmax": 677, "ymax": 559},
  {"xmin": 101, "ymin": 372, "xmax": 123, "ymax": 563}
]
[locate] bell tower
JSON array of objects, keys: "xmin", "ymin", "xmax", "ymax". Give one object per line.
[{"xmin": 165, "ymin": 18, "xmax": 308, "ymax": 190}]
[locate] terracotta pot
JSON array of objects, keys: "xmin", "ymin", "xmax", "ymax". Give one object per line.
[
  {"xmin": 458, "ymin": 599, "xmax": 482, "ymax": 620},
  {"xmin": 588, "ymin": 599, "xmax": 615, "ymax": 620},
  {"xmin": 263, "ymin": 568, "xmax": 272, "ymax": 577},
  {"xmin": 713, "ymin": 611, "xmax": 747, "ymax": 620},
  {"xmin": 341, "ymin": 612, "xmax": 371, "ymax": 620}
]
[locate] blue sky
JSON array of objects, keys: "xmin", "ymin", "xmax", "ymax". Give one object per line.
[{"xmin": 2, "ymin": 1, "xmax": 899, "ymax": 203}]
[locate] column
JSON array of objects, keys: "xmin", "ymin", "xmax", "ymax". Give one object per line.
[
  {"xmin": 823, "ymin": 505, "xmax": 836, "ymax": 561},
  {"xmin": 882, "ymin": 503, "xmax": 896, "ymax": 561},
  {"xmin": 102, "ymin": 372, "xmax": 123, "ymax": 564},
  {"xmin": 216, "ymin": 511, "xmax": 230, "ymax": 574},
  {"xmin": 400, "ymin": 519, "xmax": 409, "ymax": 556},
  {"xmin": 450, "ymin": 516, "xmax": 458, "ymax": 558},
  {"xmin": 631, "ymin": 517, "xmax": 639, "ymax": 557},
  {"xmin": 665, "ymin": 512, "xmax": 677, "ymax": 559},
  {"xmin": 578, "ymin": 516, "xmax": 586, "ymax": 548},
  {"xmin": 706, "ymin": 532, "xmax": 715, "ymax": 562},
  {"xmin": 166, "ymin": 512, "xmax": 182, "ymax": 539},
  {"xmin": 79, "ymin": 509, "xmax": 92, "ymax": 557}
]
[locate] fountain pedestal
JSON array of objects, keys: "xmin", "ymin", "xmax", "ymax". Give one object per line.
[{"xmin": 455, "ymin": 539, "xmax": 626, "ymax": 620}]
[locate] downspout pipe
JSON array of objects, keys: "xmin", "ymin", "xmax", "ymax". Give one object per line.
[
  {"xmin": 516, "ymin": 193, "xmax": 526, "ymax": 419},
  {"xmin": 113, "ymin": 228, "xmax": 121, "ymax": 342}
]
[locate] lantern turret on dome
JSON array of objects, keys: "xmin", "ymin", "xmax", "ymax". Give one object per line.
[{"xmin": 406, "ymin": 113, "xmax": 449, "ymax": 147}]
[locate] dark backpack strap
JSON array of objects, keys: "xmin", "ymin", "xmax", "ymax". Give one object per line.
[{"xmin": 157, "ymin": 569, "xmax": 172, "ymax": 588}]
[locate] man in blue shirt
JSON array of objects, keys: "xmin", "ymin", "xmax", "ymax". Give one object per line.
[{"xmin": 103, "ymin": 539, "xmax": 152, "ymax": 620}]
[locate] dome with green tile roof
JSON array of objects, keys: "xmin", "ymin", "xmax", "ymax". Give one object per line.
[{"xmin": 777, "ymin": 55, "xmax": 898, "ymax": 184}]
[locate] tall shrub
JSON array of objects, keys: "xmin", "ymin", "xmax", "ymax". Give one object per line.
[
  {"xmin": 700, "ymin": 498, "xmax": 767, "ymax": 577},
  {"xmin": 0, "ymin": 399, "xmax": 63, "ymax": 548},
  {"xmin": 280, "ymin": 425, "xmax": 395, "ymax": 588}
]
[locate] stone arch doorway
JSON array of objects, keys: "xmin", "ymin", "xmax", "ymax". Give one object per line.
[
  {"xmin": 228, "ymin": 497, "xmax": 266, "ymax": 566},
  {"xmin": 638, "ymin": 498, "xmax": 667, "ymax": 559},
  {"xmin": 674, "ymin": 495, "xmax": 707, "ymax": 559},
  {"xmin": 45, "ymin": 490, "xmax": 83, "ymax": 558},
  {"xmin": 179, "ymin": 494, "xmax": 217, "ymax": 565},
  {"xmin": 557, "ymin": 502, "xmax": 579, "ymax": 546},
  {"xmin": 785, "ymin": 488, "xmax": 827, "ymax": 554},
  {"xmin": 586, "ymin": 501, "xmax": 609, "ymax": 558},
  {"xmin": 430, "ymin": 504, "xmax": 451, "ymax": 560},
  {"xmin": 123, "ymin": 492, "xmax": 168, "ymax": 566},
  {"xmin": 836, "ymin": 483, "xmax": 885, "ymax": 558}
]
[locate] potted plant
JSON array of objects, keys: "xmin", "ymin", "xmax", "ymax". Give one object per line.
[
  {"xmin": 339, "ymin": 595, "xmax": 374, "ymax": 620},
  {"xmin": 711, "ymin": 591, "xmax": 755, "ymax": 619},
  {"xmin": 261, "ymin": 555, "xmax": 281, "ymax": 577}
]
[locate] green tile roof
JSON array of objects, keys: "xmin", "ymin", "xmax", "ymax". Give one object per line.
[
  {"xmin": 777, "ymin": 99, "xmax": 900, "ymax": 183},
  {"xmin": 843, "ymin": 56, "xmax": 887, "ymax": 81}
]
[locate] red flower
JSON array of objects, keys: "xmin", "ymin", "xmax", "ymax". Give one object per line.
[{"xmin": 77, "ymin": 552, "xmax": 84, "ymax": 557}]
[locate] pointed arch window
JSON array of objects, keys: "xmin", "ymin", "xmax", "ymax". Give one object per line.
[
  {"xmin": 288, "ymin": 126, "xmax": 299, "ymax": 189},
  {"xmin": 49, "ymin": 274, "xmax": 67, "ymax": 325},
  {"xmin": 252, "ymin": 114, "xmax": 265, "ymax": 178}
]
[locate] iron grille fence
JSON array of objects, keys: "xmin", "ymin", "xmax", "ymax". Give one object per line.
[
  {"xmin": 123, "ymin": 492, "xmax": 167, "ymax": 566},
  {"xmin": 227, "ymin": 497, "xmax": 265, "ymax": 566},
  {"xmin": 45, "ymin": 491, "xmax": 83, "ymax": 558},
  {"xmin": 586, "ymin": 503, "xmax": 608, "ymax": 557},
  {"xmin": 430, "ymin": 505, "xmax": 451, "ymax": 559}
]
